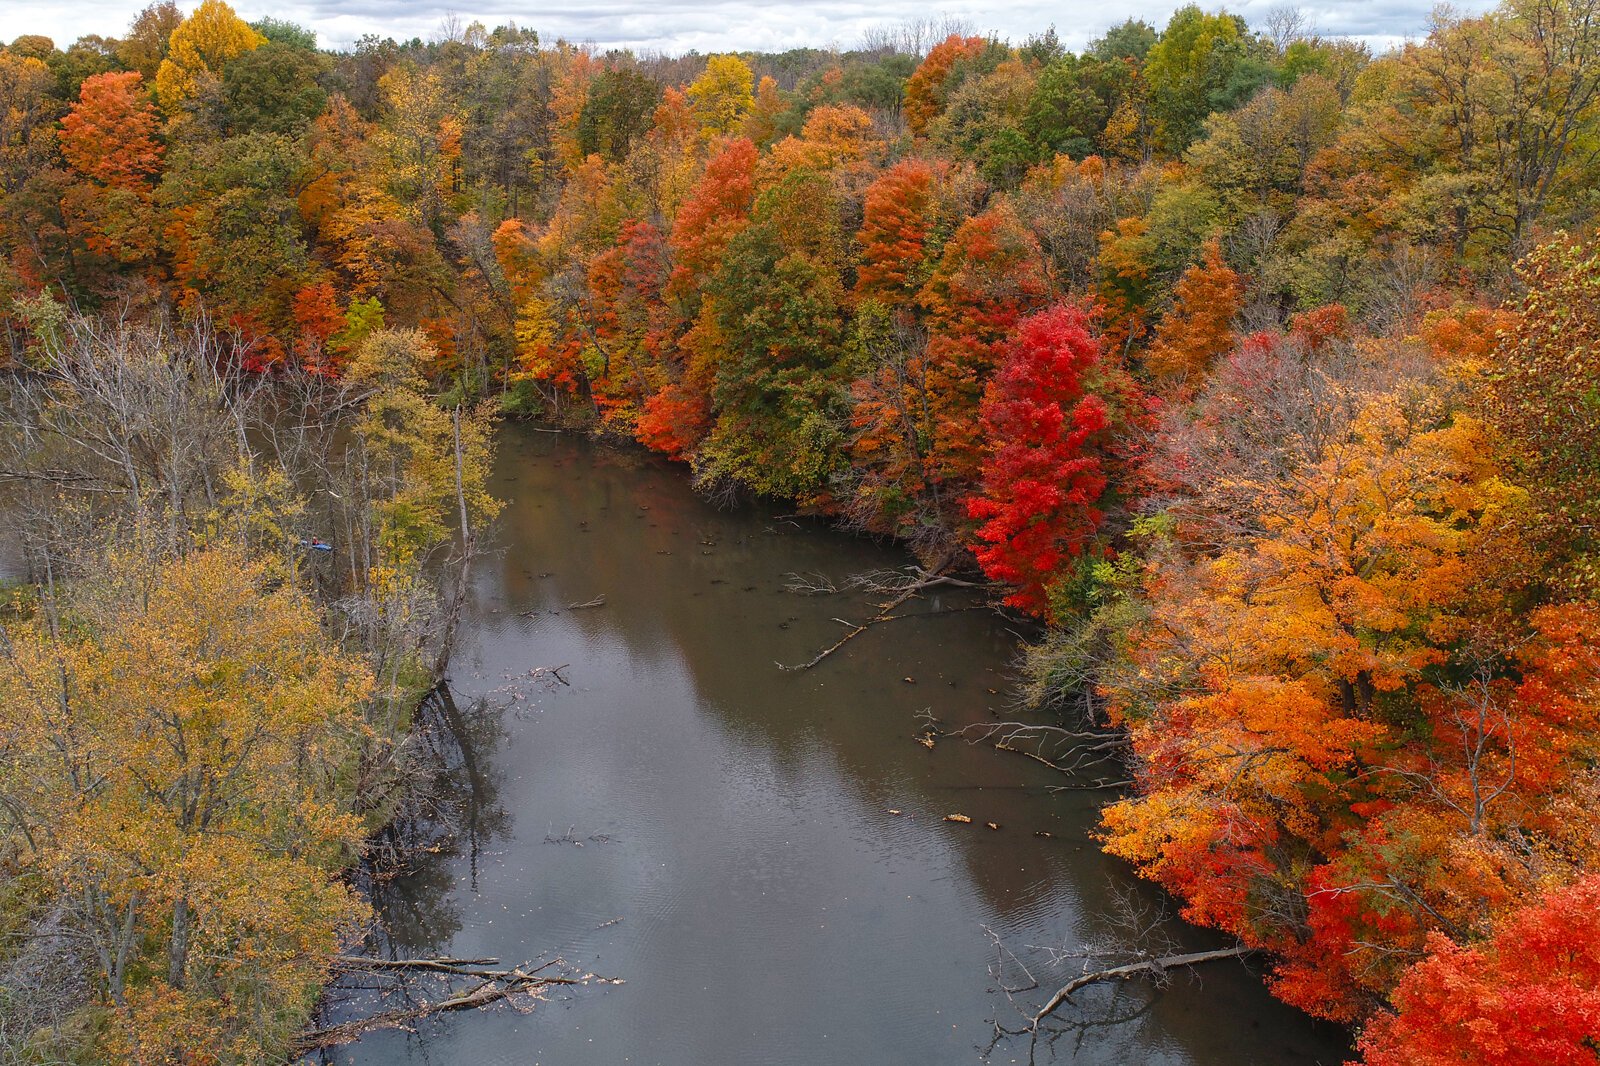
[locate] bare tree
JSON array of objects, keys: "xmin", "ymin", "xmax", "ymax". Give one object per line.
[
  {"xmin": 1262, "ymin": 5, "xmax": 1316, "ymax": 53},
  {"xmin": 858, "ymin": 15, "xmax": 978, "ymax": 57},
  {"xmin": 983, "ymin": 885, "xmax": 1256, "ymax": 1063}
]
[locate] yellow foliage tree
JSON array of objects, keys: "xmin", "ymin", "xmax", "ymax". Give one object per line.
[
  {"xmin": 762, "ymin": 104, "xmax": 880, "ymax": 183},
  {"xmin": 0, "ymin": 547, "xmax": 372, "ymax": 1060},
  {"xmin": 687, "ymin": 54, "xmax": 755, "ymax": 139},
  {"xmin": 0, "ymin": 53, "xmax": 57, "ymax": 197},
  {"xmin": 153, "ymin": 0, "xmax": 265, "ymax": 111},
  {"xmin": 345, "ymin": 329, "xmax": 501, "ymax": 572}
]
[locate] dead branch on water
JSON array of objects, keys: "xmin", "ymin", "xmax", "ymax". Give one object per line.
[
  {"xmin": 777, "ymin": 561, "xmax": 989, "ymax": 671},
  {"xmin": 296, "ymin": 954, "xmax": 616, "ymax": 1051}
]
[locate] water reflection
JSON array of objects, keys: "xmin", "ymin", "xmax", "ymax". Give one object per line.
[
  {"xmin": 363, "ymin": 687, "xmax": 513, "ymax": 957},
  {"xmin": 321, "ymin": 428, "xmax": 1350, "ymax": 1066}
]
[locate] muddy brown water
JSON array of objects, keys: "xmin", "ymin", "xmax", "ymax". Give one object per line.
[{"xmin": 319, "ymin": 426, "xmax": 1351, "ymax": 1066}]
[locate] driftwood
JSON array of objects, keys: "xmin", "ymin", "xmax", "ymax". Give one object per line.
[
  {"xmin": 567, "ymin": 594, "xmax": 607, "ymax": 609},
  {"xmin": 1031, "ymin": 945, "xmax": 1254, "ymax": 1030},
  {"xmin": 295, "ymin": 954, "xmax": 600, "ymax": 1051},
  {"xmin": 332, "ymin": 954, "xmax": 501, "ymax": 973},
  {"xmin": 530, "ymin": 663, "xmax": 571, "ymax": 686},
  {"xmin": 944, "ymin": 717, "xmax": 1131, "ymax": 792},
  {"xmin": 777, "ymin": 581, "xmax": 925, "ymax": 671},
  {"xmin": 777, "ymin": 563, "xmax": 978, "ymax": 671}
]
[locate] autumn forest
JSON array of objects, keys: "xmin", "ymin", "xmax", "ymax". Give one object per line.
[{"xmin": 2, "ymin": 0, "xmax": 1600, "ymax": 1061}]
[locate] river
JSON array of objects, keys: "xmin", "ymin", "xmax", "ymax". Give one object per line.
[{"xmin": 318, "ymin": 425, "xmax": 1351, "ymax": 1065}]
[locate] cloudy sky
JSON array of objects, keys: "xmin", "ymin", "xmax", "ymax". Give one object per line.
[{"xmin": 10, "ymin": 0, "xmax": 1492, "ymax": 57}]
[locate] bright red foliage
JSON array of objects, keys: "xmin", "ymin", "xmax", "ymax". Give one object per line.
[
  {"xmin": 966, "ymin": 305, "xmax": 1110, "ymax": 616},
  {"xmin": 1358, "ymin": 875, "xmax": 1600, "ymax": 1066},
  {"xmin": 587, "ymin": 219, "xmax": 671, "ymax": 429}
]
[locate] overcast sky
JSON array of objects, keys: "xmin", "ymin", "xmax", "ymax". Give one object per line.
[{"xmin": 9, "ymin": 0, "xmax": 1493, "ymax": 57}]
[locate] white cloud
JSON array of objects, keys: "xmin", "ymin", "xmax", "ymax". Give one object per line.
[{"xmin": 7, "ymin": 0, "xmax": 1494, "ymax": 56}]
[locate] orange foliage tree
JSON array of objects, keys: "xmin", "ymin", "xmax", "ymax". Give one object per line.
[
  {"xmin": 904, "ymin": 35, "xmax": 989, "ymax": 136},
  {"xmin": 855, "ymin": 158, "xmax": 939, "ymax": 307},
  {"xmin": 915, "ymin": 200, "xmax": 1048, "ymax": 492},
  {"xmin": 1143, "ymin": 236, "xmax": 1242, "ymax": 380},
  {"xmin": 1358, "ymin": 873, "xmax": 1600, "ymax": 1066},
  {"xmin": 60, "ymin": 72, "xmax": 163, "ymax": 188},
  {"xmin": 640, "ymin": 137, "xmax": 759, "ymax": 457},
  {"xmin": 291, "ymin": 281, "xmax": 347, "ymax": 373},
  {"xmin": 1100, "ymin": 342, "xmax": 1546, "ymax": 1022},
  {"xmin": 57, "ymin": 71, "xmax": 165, "ymax": 278}
]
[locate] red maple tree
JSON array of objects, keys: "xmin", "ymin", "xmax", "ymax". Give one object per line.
[{"xmin": 966, "ymin": 304, "xmax": 1111, "ymax": 616}]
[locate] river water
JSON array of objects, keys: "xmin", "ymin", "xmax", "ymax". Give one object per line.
[{"xmin": 323, "ymin": 426, "xmax": 1350, "ymax": 1066}]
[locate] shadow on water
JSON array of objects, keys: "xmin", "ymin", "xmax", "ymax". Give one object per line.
[
  {"xmin": 311, "ymin": 426, "xmax": 1353, "ymax": 1066},
  {"xmin": 366, "ymin": 684, "xmax": 513, "ymax": 957}
]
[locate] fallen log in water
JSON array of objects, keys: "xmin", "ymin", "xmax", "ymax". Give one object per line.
[{"xmin": 295, "ymin": 954, "xmax": 607, "ymax": 1051}]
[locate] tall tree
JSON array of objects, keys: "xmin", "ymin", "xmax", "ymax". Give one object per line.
[
  {"xmin": 967, "ymin": 304, "xmax": 1113, "ymax": 617},
  {"xmin": 0, "ymin": 547, "xmax": 373, "ymax": 1060},
  {"xmin": 117, "ymin": 1, "xmax": 183, "ymax": 82},
  {"xmin": 855, "ymin": 158, "xmax": 939, "ymax": 306},
  {"xmin": 686, "ymin": 54, "xmax": 754, "ymax": 138},
  {"xmin": 1488, "ymin": 236, "xmax": 1600, "ymax": 596},
  {"xmin": 59, "ymin": 71, "xmax": 163, "ymax": 187},
  {"xmin": 153, "ymin": 0, "xmax": 266, "ymax": 113},
  {"xmin": 904, "ymin": 34, "xmax": 989, "ymax": 135},
  {"xmin": 1143, "ymin": 236, "xmax": 1242, "ymax": 380},
  {"xmin": 916, "ymin": 200, "xmax": 1048, "ymax": 493}
]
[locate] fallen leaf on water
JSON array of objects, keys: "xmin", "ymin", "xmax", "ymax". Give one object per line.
[
  {"xmin": 903, "ymin": 676, "xmax": 916, "ymax": 683},
  {"xmin": 917, "ymin": 735, "xmax": 935, "ymax": 749},
  {"xmin": 887, "ymin": 808, "xmax": 903, "ymax": 815},
  {"xmin": 986, "ymin": 822, "xmax": 1001, "ymax": 830},
  {"xmin": 943, "ymin": 813, "xmax": 972, "ymax": 823},
  {"xmin": 1034, "ymin": 831, "xmax": 1053, "ymax": 838}
]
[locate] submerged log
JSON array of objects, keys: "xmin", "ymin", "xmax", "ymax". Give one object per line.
[
  {"xmin": 1031, "ymin": 945, "xmax": 1255, "ymax": 1029},
  {"xmin": 776, "ymin": 581, "xmax": 925, "ymax": 671},
  {"xmin": 777, "ymin": 560, "xmax": 979, "ymax": 671},
  {"xmin": 295, "ymin": 954, "xmax": 601, "ymax": 1051}
]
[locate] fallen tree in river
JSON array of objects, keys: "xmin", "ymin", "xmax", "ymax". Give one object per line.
[
  {"xmin": 295, "ymin": 953, "xmax": 618, "ymax": 1051},
  {"xmin": 776, "ymin": 562, "xmax": 989, "ymax": 671}
]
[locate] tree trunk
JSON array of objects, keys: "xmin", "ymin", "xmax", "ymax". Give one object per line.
[
  {"xmin": 433, "ymin": 406, "xmax": 475, "ymax": 680},
  {"xmin": 168, "ymin": 896, "xmax": 191, "ymax": 989}
]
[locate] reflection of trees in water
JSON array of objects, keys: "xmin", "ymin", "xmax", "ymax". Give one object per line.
[
  {"xmin": 982, "ymin": 883, "xmax": 1217, "ymax": 1064},
  {"xmin": 304, "ymin": 684, "xmax": 511, "ymax": 1060},
  {"xmin": 369, "ymin": 684, "xmax": 511, "ymax": 955},
  {"xmin": 496, "ymin": 430, "xmax": 1086, "ymax": 926}
]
